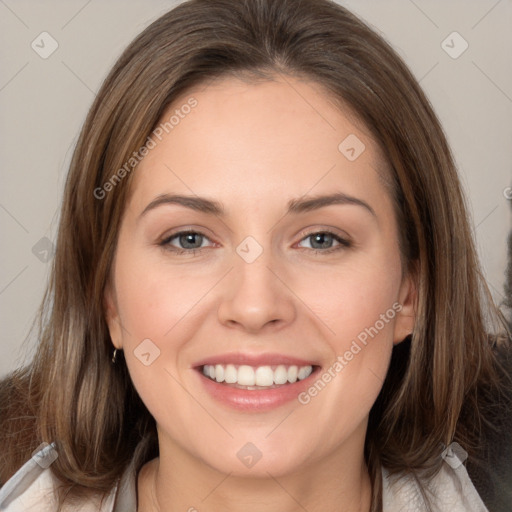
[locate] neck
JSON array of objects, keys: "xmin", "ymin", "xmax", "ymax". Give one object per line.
[{"xmin": 138, "ymin": 430, "xmax": 373, "ymax": 512}]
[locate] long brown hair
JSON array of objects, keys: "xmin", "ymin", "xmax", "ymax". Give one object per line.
[{"xmin": 1, "ymin": 0, "xmax": 510, "ymax": 510}]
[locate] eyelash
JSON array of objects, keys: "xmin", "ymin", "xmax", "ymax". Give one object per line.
[{"xmin": 159, "ymin": 230, "xmax": 352, "ymax": 256}]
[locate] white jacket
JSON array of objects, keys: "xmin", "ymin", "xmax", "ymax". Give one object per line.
[{"xmin": 0, "ymin": 443, "xmax": 489, "ymax": 511}]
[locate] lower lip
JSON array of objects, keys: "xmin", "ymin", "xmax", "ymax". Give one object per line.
[{"xmin": 196, "ymin": 368, "xmax": 319, "ymax": 412}]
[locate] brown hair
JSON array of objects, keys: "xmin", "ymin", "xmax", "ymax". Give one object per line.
[{"xmin": 1, "ymin": 0, "xmax": 510, "ymax": 510}]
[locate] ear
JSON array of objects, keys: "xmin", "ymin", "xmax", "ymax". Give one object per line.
[
  {"xmin": 393, "ymin": 261, "xmax": 418, "ymax": 345},
  {"xmin": 104, "ymin": 280, "xmax": 124, "ymax": 350}
]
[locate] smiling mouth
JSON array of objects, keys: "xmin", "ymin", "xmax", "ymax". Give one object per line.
[{"xmin": 200, "ymin": 363, "xmax": 317, "ymax": 390}]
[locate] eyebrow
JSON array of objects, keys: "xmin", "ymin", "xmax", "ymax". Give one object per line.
[{"xmin": 140, "ymin": 192, "xmax": 376, "ymax": 219}]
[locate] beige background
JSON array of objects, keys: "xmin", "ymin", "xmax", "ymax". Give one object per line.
[{"xmin": 1, "ymin": 0, "xmax": 511, "ymax": 377}]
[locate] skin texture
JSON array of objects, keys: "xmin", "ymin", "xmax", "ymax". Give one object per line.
[{"xmin": 104, "ymin": 75, "xmax": 416, "ymax": 512}]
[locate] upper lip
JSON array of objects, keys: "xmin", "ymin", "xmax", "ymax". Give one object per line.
[{"xmin": 193, "ymin": 353, "xmax": 319, "ymax": 369}]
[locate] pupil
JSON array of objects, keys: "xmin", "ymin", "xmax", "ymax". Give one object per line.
[
  {"xmin": 181, "ymin": 233, "xmax": 201, "ymax": 248},
  {"xmin": 312, "ymin": 233, "xmax": 331, "ymax": 249}
]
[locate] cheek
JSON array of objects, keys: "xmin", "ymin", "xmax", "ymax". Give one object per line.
[
  {"xmin": 111, "ymin": 250, "xmax": 217, "ymax": 401},
  {"xmin": 113, "ymin": 255, "xmax": 206, "ymax": 441},
  {"xmin": 296, "ymin": 254, "xmax": 401, "ymax": 410},
  {"xmin": 113, "ymin": 249, "xmax": 211, "ymax": 343},
  {"xmin": 305, "ymin": 254, "xmax": 401, "ymax": 346}
]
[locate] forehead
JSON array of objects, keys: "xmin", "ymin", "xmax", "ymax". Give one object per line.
[{"xmin": 127, "ymin": 75, "xmax": 391, "ymax": 216}]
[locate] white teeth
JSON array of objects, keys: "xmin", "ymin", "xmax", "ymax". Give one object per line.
[
  {"xmin": 255, "ymin": 366, "xmax": 274, "ymax": 386},
  {"xmin": 214, "ymin": 364, "xmax": 224, "ymax": 382},
  {"xmin": 287, "ymin": 365, "xmax": 298, "ymax": 383},
  {"xmin": 298, "ymin": 366, "xmax": 311, "ymax": 380},
  {"xmin": 237, "ymin": 365, "xmax": 255, "ymax": 386},
  {"xmin": 274, "ymin": 365, "xmax": 288, "ymax": 385},
  {"xmin": 224, "ymin": 364, "xmax": 237, "ymax": 383},
  {"xmin": 202, "ymin": 363, "xmax": 313, "ymax": 387}
]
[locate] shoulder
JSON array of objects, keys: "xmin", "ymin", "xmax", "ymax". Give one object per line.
[
  {"xmin": 382, "ymin": 457, "xmax": 489, "ymax": 512},
  {"xmin": 0, "ymin": 444, "xmax": 119, "ymax": 512},
  {"xmin": 0, "ymin": 370, "xmax": 39, "ymax": 485},
  {"xmin": 467, "ymin": 337, "xmax": 512, "ymax": 511}
]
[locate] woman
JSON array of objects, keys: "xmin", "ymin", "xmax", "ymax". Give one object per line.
[{"xmin": 0, "ymin": 0, "xmax": 511, "ymax": 510}]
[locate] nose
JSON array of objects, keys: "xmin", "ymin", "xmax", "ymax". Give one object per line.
[{"xmin": 217, "ymin": 243, "xmax": 296, "ymax": 334}]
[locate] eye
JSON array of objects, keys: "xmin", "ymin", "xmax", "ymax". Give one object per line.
[
  {"xmin": 296, "ymin": 230, "xmax": 352, "ymax": 254},
  {"xmin": 159, "ymin": 229, "xmax": 352, "ymax": 256},
  {"xmin": 159, "ymin": 230, "xmax": 214, "ymax": 255}
]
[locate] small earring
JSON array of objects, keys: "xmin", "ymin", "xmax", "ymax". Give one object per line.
[{"xmin": 112, "ymin": 349, "xmax": 118, "ymax": 364}]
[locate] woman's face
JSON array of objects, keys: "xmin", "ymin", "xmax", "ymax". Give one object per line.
[{"xmin": 105, "ymin": 75, "xmax": 415, "ymax": 477}]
